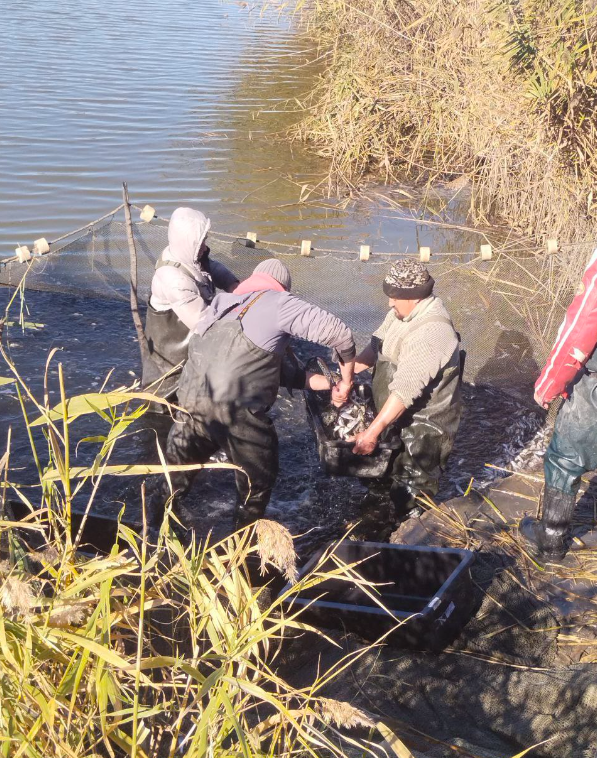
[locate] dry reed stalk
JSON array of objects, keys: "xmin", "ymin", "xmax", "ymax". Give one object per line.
[
  {"xmin": 316, "ymin": 697, "xmax": 375, "ymax": 729},
  {"xmin": 289, "ymin": 0, "xmax": 597, "ymax": 245},
  {"xmin": 254, "ymin": 518, "xmax": 299, "ymax": 583}
]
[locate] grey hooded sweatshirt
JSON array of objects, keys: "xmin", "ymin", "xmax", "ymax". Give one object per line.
[
  {"xmin": 149, "ymin": 207, "xmax": 238, "ymax": 329},
  {"xmin": 142, "ymin": 207, "xmax": 238, "ymax": 397}
]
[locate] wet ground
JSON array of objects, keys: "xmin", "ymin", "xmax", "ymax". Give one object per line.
[{"xmin": 0, "ymin": 288, "xmax": 546, "ymax": 557}]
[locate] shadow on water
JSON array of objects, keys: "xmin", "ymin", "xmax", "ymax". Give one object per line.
[{"xmin": 475, "ymin": 328, "xmax": 539, "ymax": 396}]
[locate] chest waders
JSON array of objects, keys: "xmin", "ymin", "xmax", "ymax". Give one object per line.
[
  {"xmin": 148, "ymin": 292, "xmax": 283, "ymax": 530},
  {"xmin": 371, "ymin": 315, "xmax": 462, "ymax": 519},
  {"xmin": 520, "ymin": 348, "xmax": 597, "ymax": 560},
  {"xmin": 141, "ymin": 254, "xmax": 215, "ymax": 403}
]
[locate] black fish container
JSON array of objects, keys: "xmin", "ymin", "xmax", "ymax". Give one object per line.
[{"xmin": 279, "ymin": 541, "xmax": 476, "ymax": 652}]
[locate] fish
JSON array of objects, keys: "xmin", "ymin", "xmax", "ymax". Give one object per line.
[
  {"xmin": 306, "ymin": 356, "xmax": 375, "ymax": 441},
  {"xmin": 326, "ymin": 385, "xmax": 376, "ymax": 441}
]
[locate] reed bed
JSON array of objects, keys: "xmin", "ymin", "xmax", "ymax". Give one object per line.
[
  {"xmin": 280, "ymin": 0, "xmax": 597, "ymax": 245},
  {"xmin": 0, "ymin": 276, "xmax": 418, "ymax": 757}
]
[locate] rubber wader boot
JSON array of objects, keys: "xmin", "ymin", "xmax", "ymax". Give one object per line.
[
  {"xmin": 519, "ymin": 486, "xmax": 577, "ymax": 560},
  {"xmin": 234, "ymin": 502, "xmax": 266, "ymax": 530}
]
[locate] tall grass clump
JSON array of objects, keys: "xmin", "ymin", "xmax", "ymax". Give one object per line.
[
  {"xmin": 0, "ymin": 277, "xmax": 414, "ymax": 757},
  {"xmin": 286, "ymin": 0, "xmax": 597, "ymax": 243}
]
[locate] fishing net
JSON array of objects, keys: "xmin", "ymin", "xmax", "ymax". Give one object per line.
[
  {"xmin": 1, "ymin": 202, "xmax": 591, "ymax": 401},
  {"xmin": 1, "ymin": 205, "xmax": 596, "ymax": 757},
  {"xmin": 281, "ymin": 550, "xmax": 597, "ymax": 757}
]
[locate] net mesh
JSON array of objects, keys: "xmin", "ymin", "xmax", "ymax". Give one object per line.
[
  {"xmin": 1, "ymin": 204, "xmax": 590, "ymax": 399},
  {"xmin": 281, "ymin": 551, "xmax": 596, "ymax": 757},
  {"xmin": 2, "ymin": 206, "xmax": 595, "ymax": 757}
]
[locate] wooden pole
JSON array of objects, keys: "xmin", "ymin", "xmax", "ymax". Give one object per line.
[{"xmin": 122, "ymin": 183, "xmax": 149, "ymax": 368}]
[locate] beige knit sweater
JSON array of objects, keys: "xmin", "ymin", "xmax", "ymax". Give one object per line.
[{"xmin": 373, "ymin": 295, "xmax": 459, "ymax": 408}]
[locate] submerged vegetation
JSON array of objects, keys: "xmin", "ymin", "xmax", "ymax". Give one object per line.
[{"xmin": 288, "ymin": 0, "xmax": 597, "ymax": 243}]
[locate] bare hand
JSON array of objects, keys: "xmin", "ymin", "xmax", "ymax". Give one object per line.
[
  {"xmin": 332, "ymin": 380, "xmax": 352, "ymax": 408},
  {"xmin": 534, "ymin": 391, "xmax": 549, "ymax": 410},
  {"xmin": 348, "ymin": 429, "xmax": 379, "ymax": 456}
]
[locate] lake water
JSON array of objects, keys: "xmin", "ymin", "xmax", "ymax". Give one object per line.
[{"xmin": 0, "ymin": 0, "xmax": 466, "ymax": 255}]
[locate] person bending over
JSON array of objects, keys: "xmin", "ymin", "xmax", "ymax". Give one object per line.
[{"xmin": 148, "ymin": 258, "xmax": 355, "ymax": 530}]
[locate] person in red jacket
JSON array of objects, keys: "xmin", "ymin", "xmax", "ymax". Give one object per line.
[{"xmin": 521, "ymin": 247, "xmax": 597, "ymax": 560}]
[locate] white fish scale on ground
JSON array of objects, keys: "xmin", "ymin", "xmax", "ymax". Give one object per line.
[{"xmin": 444, "ymin": 406, "xmax": 550, "ymax": 495}]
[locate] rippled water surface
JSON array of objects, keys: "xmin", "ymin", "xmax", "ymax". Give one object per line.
[{"xmin": 0, "ymin": 0, "xmax": 447, "ymax": 254}]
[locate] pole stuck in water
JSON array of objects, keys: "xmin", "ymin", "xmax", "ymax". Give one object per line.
[
  {"xmin": 419, "ymin": 246, "xmax": 430, "ymax": 263},
  {"xmin": 359, "ymin": 244, "xmax": 370, "ymax": 261},
  {"xmin": 122, "ymin": 182, "xmax": 149, "ymax": 366}
]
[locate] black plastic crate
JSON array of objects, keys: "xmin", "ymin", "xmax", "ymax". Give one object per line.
[
  {"xmin": 280, "ymin": 541, "xmax": 476, "ymax": 651},
  {"xmin": 303, "ymin": 388, "xmax": 401, "ymax": 477}
]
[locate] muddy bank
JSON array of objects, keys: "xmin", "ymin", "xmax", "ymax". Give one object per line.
[{"xmin": 277, "ymin": 474, "xmax": 597, "ymax": 757}]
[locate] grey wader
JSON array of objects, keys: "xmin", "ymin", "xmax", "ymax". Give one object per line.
[
  {"xmin": 521, "ymin": 351, "xmax": 597, "ymax": 559},
  {"xmin": 368, "ymin": 316, "xmax": 462, "ymax": 522},
  {"xmin": 147, "ymin": 293, "xmax": 283, "ymax": 529},
  {"xmin": 142, "ymin": 252, "xmax": 217, "ymax": 402}
]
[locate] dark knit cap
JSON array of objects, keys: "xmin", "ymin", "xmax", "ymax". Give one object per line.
[{"xmin": 382, "ymin": 259, "xmax": 434, "ymax": 299}]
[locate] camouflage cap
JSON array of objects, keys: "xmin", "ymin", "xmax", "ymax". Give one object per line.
[{"xmin": 383, "ymin": 258, "xmax": 434, "ymax": 299}]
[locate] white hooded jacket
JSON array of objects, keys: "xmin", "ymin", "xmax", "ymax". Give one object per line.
[{"xmin": 149, "ymin": 207, "xmax": 238, "ymax": 330}]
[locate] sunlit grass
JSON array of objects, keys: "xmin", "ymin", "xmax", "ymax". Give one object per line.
[
  {"xmin": 272, "ymin": 0, "xmax": 597, "ymax": 246},
  {"xmin": 0, "ymin": 274, "xmax": 419, "ymax": 758}
]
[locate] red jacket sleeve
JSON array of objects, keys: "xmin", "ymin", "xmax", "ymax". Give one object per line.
[{"xmin": 535, "ymin": 248, "xmax": 597, "ymax": 404}]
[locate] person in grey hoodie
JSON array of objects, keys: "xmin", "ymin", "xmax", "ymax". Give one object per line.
[
  {"xmin": 147, "ymin": 258, "xmax": 355, "ymax": 529},
  {"xmin": 142, "ymin": 207, "xmax": 239, "ymax": 399}
]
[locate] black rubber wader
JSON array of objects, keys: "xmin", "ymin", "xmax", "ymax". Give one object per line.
[
  {"xmin": 523, "ymin": 356, "xmax": 597, "ymax": 559},
  {"xmin": 369, "ymin": 342, "xmax": 462, "ymax": 519},
  {"xmin": 142, "ymin": 305, "xmax": 191, "ymax": 401},
  {"xmin": 147, "ymin": 295, "xmax": 283, "ymax": 529},
  {"xmin": 141, "ymin": 254, "xmax": 216, "ymax": 403}
]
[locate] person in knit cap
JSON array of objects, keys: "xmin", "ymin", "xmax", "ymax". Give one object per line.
[
  {"xmin": 142, "ymin": 207, "xmax": 239, "ymax": 402},
  {"xmin": 147, "ymin": 258, "xmax": 355, "ymax": 530},
  {"xmin": 344, "ymin": 258, "xmax": 462, "ymax": 536}
]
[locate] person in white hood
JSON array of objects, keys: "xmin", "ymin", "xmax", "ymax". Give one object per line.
[{"xmin": 142, "ymin": 207, "xmax": 239, "ymax": 399}]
